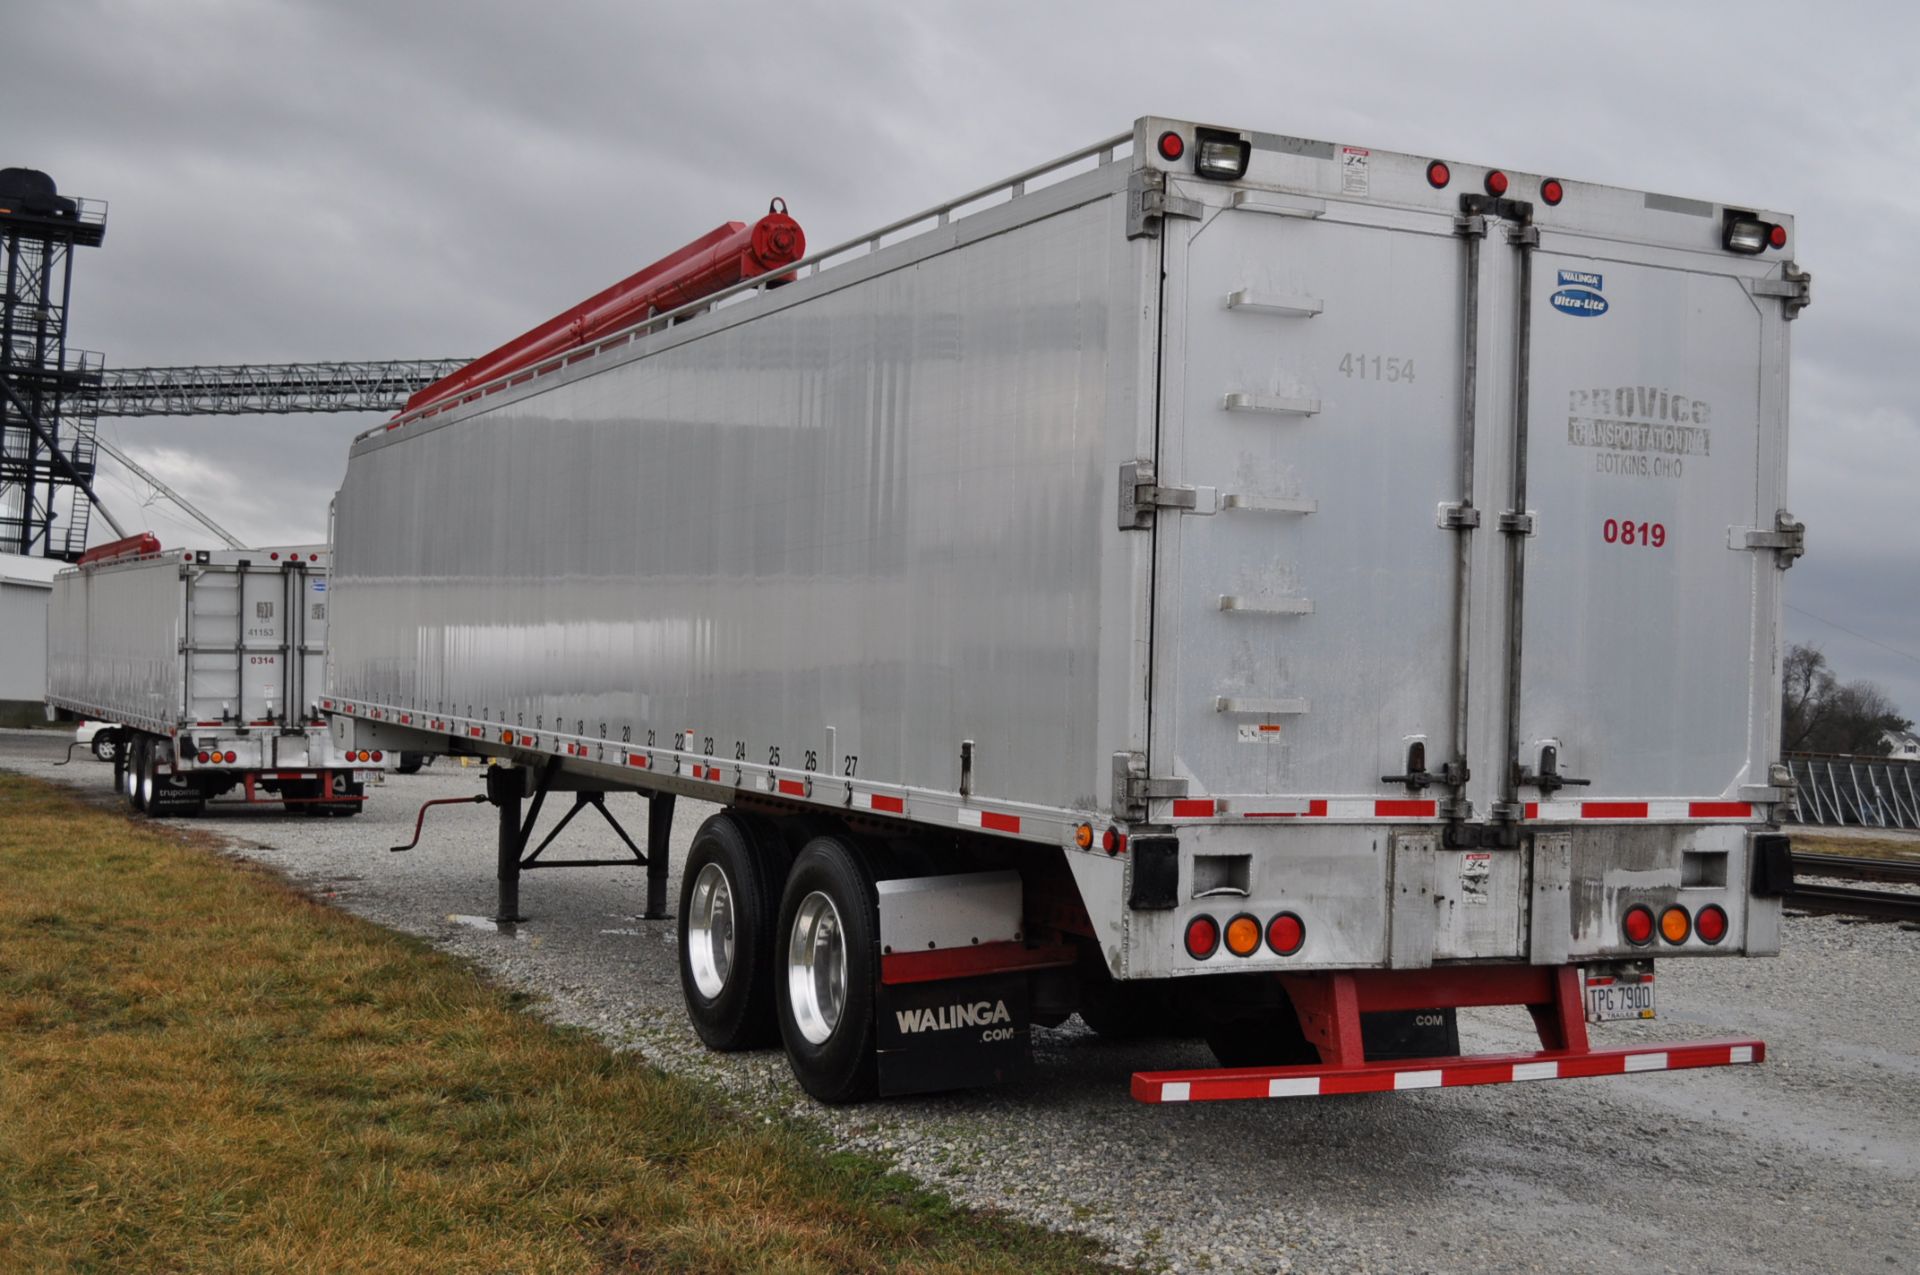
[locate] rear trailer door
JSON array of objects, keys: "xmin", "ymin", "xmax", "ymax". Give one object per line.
[
  {"xmin": 1150, "ymin": 192, "xmax": 1471, "ymax": 814},
  {"xmin": 1513, "ymin": 233, "xmax": 1787, "ymax": 811}
]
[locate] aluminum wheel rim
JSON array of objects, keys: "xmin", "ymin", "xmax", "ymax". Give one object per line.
[
  {"xmin": 685, "ymin": 862, "xmax": 736, "ymax": 1000},
  {"xmin": 140, "ymin": 761, "xmax": 153, "ymax": 807},
  {"xmin": 787, "ymin": 890, "xmax": 847, "ymax": 1046}
]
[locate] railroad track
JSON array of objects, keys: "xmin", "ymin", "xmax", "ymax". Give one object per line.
[{"xmin": 1785, "ymin": 851, "xmax": 1920, "ymax": 922}]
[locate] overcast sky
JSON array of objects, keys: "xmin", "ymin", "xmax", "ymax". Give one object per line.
[{"xmin": 7, "ymin": 1, "xmax": 1918, "ymax": 719}]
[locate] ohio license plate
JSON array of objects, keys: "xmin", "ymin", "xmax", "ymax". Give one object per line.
[{"xmin": 1585, "ymin": 974, "xmax": 1655, "ymax": 1022}]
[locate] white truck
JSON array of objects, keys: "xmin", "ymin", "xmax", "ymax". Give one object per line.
[
  {"xmin": 46, "ymin": 534, "xmax": 391, "ymax": 815},
  {"xmin": 328, "ymin": 115, "xmax": 1808, "ymax": 1104}
]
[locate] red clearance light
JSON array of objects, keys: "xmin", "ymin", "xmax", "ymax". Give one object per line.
[
  {"xmin": 1426, "ymin": 160, "xmax": 1450, "ymax": 189},
  {"xmin": 1540, "ymin": 178, "xmax": 1564, "ymax": 206},
  {"xmin": 1157, "ymin": 130, "xmax": 1185, "ymax": 162},
  {"xmin": 1768, "ymin": 223, "xmax": 1787, "ymax": 249},
  {"xmin": 1101, "ymin": 827, "xmax": 1120, "ymax": 854},
  {"xmin": 1485, "ymin": 170, "xmax": 1509, "ymax": 196},
  {"xmin": 1696, "ymin": 904, "xmax": 1729, "ymax": 945},
  {"xmin": 1622, "ymin": 904, "xmax": 1655, "ymax": 945},
  {"xmin": 269, "ymin": 552, "xmax": 280, "ymax": 561},
  {"xmin": 1266, "ymin": 911, "xmax": 1306, "ymax": 956},
  {"xmin": 1184, "ymin": 914, "xmax": 1220, "ymax": 960}
]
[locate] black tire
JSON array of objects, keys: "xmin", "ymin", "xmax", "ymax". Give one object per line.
[
  {"xmin": 678, "ymin": 813, "xmax": 787, "ymax": 1051},
  {"xmin": 111, "ymin": 735, "xmax": 127, "ymax": 796},
  {"xmin": 396, "ymin": 754, "xmax": 426, "ymax": 775},
  {"xmin": 128, "ymin": 735, "xmax": 150, "ymax": 813},
  {"xmin": 1203, "ymin": 998, "xmax": 1321, "ymax": 1069},
  {"xmin": 1076, "ymin": 949, "xmax": 1188, "ymax": 1039},
  {"xmin": 774, "ymin": 836, "xmax": 881, "ymax": 1104},
  {"xmin": 92, "ymin": 734, "xmax": 116, "ymax": 763}
]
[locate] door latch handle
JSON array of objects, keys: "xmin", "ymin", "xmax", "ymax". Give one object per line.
[{"xmin": 1517, "ymin": 744, "xmax": 1590, "ymax": 794}]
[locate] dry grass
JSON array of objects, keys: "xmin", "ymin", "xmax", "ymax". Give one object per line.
[{"xmin": 0, "ymin": 774, "xmax": 1109, "ymax": 1273}]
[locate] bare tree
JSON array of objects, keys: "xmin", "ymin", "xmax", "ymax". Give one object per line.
[{"xmin": 1782, "ymin": 643, "xmax": 1913, "ymax": 755}]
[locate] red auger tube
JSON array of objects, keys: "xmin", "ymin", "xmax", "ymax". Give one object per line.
[{"xmin": 402, "ymin": 199, "xmax": 805, "ymax": 414}]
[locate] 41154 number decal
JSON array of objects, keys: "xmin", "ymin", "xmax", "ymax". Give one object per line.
[{"xmin": 1603, "ymin": 518, "xmax": 1666, "ymax": 548}]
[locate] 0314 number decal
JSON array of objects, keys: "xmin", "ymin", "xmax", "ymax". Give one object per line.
[{"xmin": 1603, "ymin": 518, "xmax": 1666, "ymax": 548}]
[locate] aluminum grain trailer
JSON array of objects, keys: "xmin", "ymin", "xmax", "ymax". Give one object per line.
[
  {"xmin": 47, "ymin": 535, "xmax": 391, "ymax": 815},
  {"xmin": 330, "ymin": 115, "xmax": 1809, "ymax": 1104}
]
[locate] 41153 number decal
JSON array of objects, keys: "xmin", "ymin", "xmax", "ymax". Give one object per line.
[{"xmin": 1603, "ymin": 518, "xmax": 1666, "ymax": 548}]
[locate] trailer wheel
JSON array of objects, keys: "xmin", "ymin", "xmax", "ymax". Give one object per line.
[
  {"xmin": 775, "ymin": 836, "xmax": 880, "ymax": 1104},
  {"xmin": 1202, "ymin": 998, "xmax": 1321, "ymax": 1069},
  {"xmin": 111, "ymin": 734, "xmax": 128, "ymax": 796},
  {"xmin": 677, "ymin": 813, "xmax": 785, "ymax": 1051},
  {"xmin": 128, "ymin": 735, "xmax": 150, "ymax": 812}
]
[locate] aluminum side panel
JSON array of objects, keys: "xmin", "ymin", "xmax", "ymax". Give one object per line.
[
  {"xmin": 46, "ymin": 559, "xmax": 185, "ymax": 733},
  {"xmin": 331, "ymin": 192, "xmax": 1151, "ymax": 813}
]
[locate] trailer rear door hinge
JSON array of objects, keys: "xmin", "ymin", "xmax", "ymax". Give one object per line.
[
  {"xmin": 1497, "ymin": 510, "xmax": 1534, "ymax": 535},
  {"xmin": 1750, "ymin": 262, "xmax": 1812, "ymax": 319},
  {"xmin": 1127, "ymin": 168, "xmax": 1202, "ymax": 240},
  {"xmin": 1112, "ymin": 751, "xmax": 1187, "ymax": 820},
  {"xmin": 1439, "ymin": 502, "xmax": 1481, "ymax": 530},
  {"xmin": 1119, "ymin": 459, "xmax": 1203, "ymax": 529},
  {"xmin": 1729, "ymin": 510, "xmax": 1805, "ymax": 567}
]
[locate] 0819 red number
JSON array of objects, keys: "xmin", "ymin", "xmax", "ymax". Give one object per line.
[{"xmin": 1603, "ymin": 518, "xmax": 1666, "ymax": 548}]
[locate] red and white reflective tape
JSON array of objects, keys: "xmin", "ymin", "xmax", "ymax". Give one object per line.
[
  {"xmin": 626, "ymin": 753, "xmax": 651, "ymax": 769},
  {"xmin": 691, "ymin": 764, "xmax": 724, "ymax": 782},
  {"xmin": 958, "ymin": 807, "xmax": 1021, "ymax": 834},
  {"xmin": 1133, "ymin": 1039, "xmax": 1763, "ymax": 1103},
  {"xmin": 1526, "ymin": 800, "xmax": 1758, "ymax": 822},
  {"xmin": 852, "ymin": 791, "xmax": 906, "ymax": 815},
  {"xmin": 1171, "ymin": 796, "xmax": 1754, "ymax": 823}
]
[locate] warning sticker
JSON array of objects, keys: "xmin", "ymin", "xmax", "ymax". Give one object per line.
[
  {"xmin": 1236, "ymin": 723, "xmax": 1284, "ymax": 743},
  {"xmin": 1459, "ymin": 851, "xmax": 1492, "ymax": 905},
  {"xmin": 1341, "ymin": 146, "xmax": 1370, "ymax": 196}
]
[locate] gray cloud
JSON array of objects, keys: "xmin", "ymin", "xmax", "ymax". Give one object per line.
[{"xmin": 8, "ymin": 0, "xmax": 1918, "ymax": 716}]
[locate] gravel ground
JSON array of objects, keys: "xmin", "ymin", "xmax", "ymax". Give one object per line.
[{"xmin": 7, "ymin": 729, "xmax": 1917, "ymax": 1274}]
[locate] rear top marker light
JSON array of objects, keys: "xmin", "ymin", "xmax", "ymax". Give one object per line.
[
  {"xmin": 1485, "ymin": 170, "xmax": 1509, "ymax": 196},
  {"xmin": 1540, "ymin": 178, "xmax": 1564, "ymax": 205},
  {"xmin": 1426, "ymin": 160, "xmax": 1451, "ymax": 188},
  {"xmin": 1768, "ymin": 223, "xmax": 1787, "ymax": 249},
  {"xmin": 1157, "ymin": 130, "xmax": 1185, "ymax": 162}
]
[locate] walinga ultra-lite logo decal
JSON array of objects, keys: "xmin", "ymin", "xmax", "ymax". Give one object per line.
[{"xmin": 1551, "ymin": 268, "xmax": 1608, "ymax": 317}]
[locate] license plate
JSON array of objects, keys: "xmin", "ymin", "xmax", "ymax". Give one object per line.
[{"xmin": 1585, "ymin": 974, "xmax": 1655, "ymax": 1022}]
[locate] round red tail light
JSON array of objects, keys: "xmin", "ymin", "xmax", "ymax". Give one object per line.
[
  {"xmin": 1485, "ymin": 170, "xmax": 1509, "ymax": 196},
  {"xmin": 371, "ymin": 750, "xmax": 383, "ymax": 763},
  {"xmin": 1101, "ymin": 827, "xmax": 1119, "ymax": 854},
  {"xmin": 1184, "ymin": 914, "xmax": 1219, "ymax": 960},
  {"xmin": 1695, "ymin": 903, "xmax": 1728, "ymax": 945},
  {"xmin": 196, "ymin": 751, "xmax": 210, "ymax": 763},
  {"xmin": 223, "ymin": 751, "xmax": 237, "ymax": 763},
  {"xmin": 1426, "ymin": 160, "xmax": 1451, "ymax": 189},
  {"xmin": 269, "ymin": 552, "xmax": 280, "ymax": 560},
  {"xmin": 1157, "ymin": 130, "xmax": 1185, "ymax": 162},
  {"xmin": 1767, "ymin": 223, "xmax": 1787, "ymax": 249},
  {"xmin": 1540, "ymin": 178, "xmax": 1564, "ymax": 206},
  {"xmin": 1622, "ymin": 904, "xmax": 1655, "ymax": 945},
  {"xmin": 1266, "ymin": 911, "xmax": 1306, "ymax": 956}
]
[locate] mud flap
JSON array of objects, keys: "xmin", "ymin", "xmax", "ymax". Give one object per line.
[{"xmin": 876, "ymin": 973, "xmax": 1032, "ymax": 1097}]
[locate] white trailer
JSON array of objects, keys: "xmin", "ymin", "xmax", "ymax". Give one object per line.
[
  {"xmin": 46, "ymin": 535, "xmax": 390, "ymax": 815},
  {"xmin": 329, "ymin": 116, "xmax": 1808, "ymax": 1103}
]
